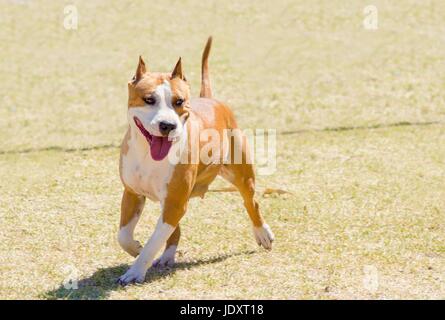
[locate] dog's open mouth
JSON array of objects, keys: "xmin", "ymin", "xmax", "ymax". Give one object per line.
[{"xmin": 133, "ymin": 117, "xmax": 173, "ymax": 161}]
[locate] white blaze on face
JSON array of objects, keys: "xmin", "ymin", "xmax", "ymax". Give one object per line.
[
  {"xmin": 127, "ymin": 80, "xmax": 183, "ymax": 138},
  {"xmin": 156, "ymin": 80, "xmax": 172, "ymax": 107}
]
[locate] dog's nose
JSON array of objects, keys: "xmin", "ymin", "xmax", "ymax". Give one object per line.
[{"xmin": 159, "ymin": 121, "xmax": 177, "ymax": 135}]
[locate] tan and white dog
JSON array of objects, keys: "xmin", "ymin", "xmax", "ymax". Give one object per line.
[{"xmin": 117, "ymin": 37, "xmax": 274, "ymax": 285}]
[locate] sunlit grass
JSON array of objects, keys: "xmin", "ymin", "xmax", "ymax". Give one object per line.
[{"xmin": 0, "ymin": 0, "xmax": 444, "ymax": 299}]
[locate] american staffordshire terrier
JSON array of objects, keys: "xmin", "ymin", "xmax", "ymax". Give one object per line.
[{"xmin": 117, "ymin": 37, "xmax": 274, "ymax": 285}]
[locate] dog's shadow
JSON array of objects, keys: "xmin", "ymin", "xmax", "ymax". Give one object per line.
[{"xmin": 43, "ymin": 250, "xmax": 256, "ymax": 300}]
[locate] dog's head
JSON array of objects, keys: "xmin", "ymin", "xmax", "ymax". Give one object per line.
[{"xmin": 127, "ymin": 56, "xmax": 190, "ymax": 161}]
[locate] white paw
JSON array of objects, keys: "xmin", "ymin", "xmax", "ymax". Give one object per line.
[
  {"xmin": 152, "ymin": 245, "xmax": 176, "ymax": 268},
  {"xmin": 253, "ymin": 224, "xmax": 275, "ymax": 250},
  {"xmin": 126, "ymin": 241, "xmax": 143, "ymax": 258},
  {"xmin": 118, "ymin": 231, "xmax": 143, "ymax": 257},
  {"xmin": 117, "ymin": 266, "xmax": 146, "ymax": 286}
]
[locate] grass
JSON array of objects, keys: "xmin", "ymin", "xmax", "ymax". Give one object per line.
[{"xmin": 0, "ymin": 0, "xmax": 444, "ymax": 299}]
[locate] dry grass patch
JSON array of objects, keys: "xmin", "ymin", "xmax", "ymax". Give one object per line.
[{"xmin": 0, "ymin": 124, "xmax": 443, "ymax": 299}]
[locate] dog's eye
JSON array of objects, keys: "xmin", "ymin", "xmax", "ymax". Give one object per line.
[
  {"xmin": 174, "ymin": 99, "xmax": 184, "ymax": 107},
  {"xmin": 144, "ymin": 97, "xmax": 156, "ymax": 105}
]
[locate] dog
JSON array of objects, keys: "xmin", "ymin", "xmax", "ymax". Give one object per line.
[{"xmin": 117, "ymin": 37, "xmax": 274, "ymax": 285}]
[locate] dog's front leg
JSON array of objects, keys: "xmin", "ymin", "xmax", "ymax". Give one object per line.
[
  {"xmin": 118, "ymin": 189, "xmax": 145, "ymax": 257},
  {"xmin": 118, "ymin": 164, "xmax": 197, "ymax": 285},
  {"xmin": 118, "ymin": 215, "xmax": 176, "ymax": 285}
]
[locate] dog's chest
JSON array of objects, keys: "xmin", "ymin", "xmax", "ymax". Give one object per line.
[{"xmin": 121, "ymin": 138, "xmax": 172, "ymax": 202}]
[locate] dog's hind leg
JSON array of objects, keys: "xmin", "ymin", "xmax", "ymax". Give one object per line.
[
  {"xmin": 220, "ymin": 164, "xmax": 275, "ymax": 250},
  {"xmin": 118, "ymin": 189, "xmax": 145, "ymax": 257},
  {"xmin": 152, "ymin": 225, "xmax": 180, "ymax": 268}
]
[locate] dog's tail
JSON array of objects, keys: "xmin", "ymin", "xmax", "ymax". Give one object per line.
[{"xmin": 200, "ymin": 36, "xmax": 213, "ymax": 98}]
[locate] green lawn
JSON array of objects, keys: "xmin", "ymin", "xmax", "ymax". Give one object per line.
[{"xmin": 0, "ymin": 0, "xmax": 444, "ymax": 299}]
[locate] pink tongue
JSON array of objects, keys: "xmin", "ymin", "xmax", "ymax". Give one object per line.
[{"xmin": 150, "ymin": 136, "xmax": 172, "ymax": 161}]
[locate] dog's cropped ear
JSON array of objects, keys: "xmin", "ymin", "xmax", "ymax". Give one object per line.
[
  {"xmin": 171, "ymin": 57, "xmax": 186, "ymax": 81},
  {"xmin": 133, "ymin": 55, "xmax": 147, "ymax": 83}
]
